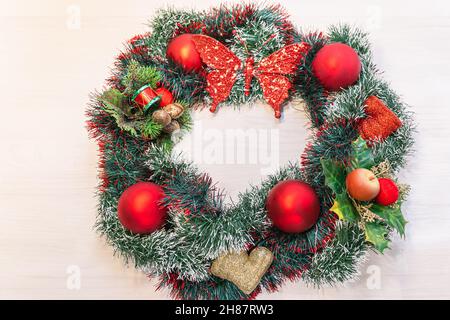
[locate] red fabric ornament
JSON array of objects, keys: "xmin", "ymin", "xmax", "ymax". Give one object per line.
[
  {"xmin": 191, "ymin": 35, "xmax": 310, "ymax": 118},
  {"xmin": 358, "ymin": 95, "xmax": 402, "ymax": 141},
  {"xmin": 166, "ymin": 34, "xmax": 202, "ymax": 72},
  {"xmin": 375, "ymin": 178, "xmax": 399, "ymax": 206},
  {"xmin": 312, "ymin": 43, "xmax": 361, "ymax": 91},
  {"xmin": 266, "ymin": 180, "xmax": 320, "ymax": 233},
  {"xmin": 117, "ymin": 182, "xmax": 168, "ymax": 234},
  {"xmin": 155, "ymin": 87, "xmax": 174, "ymax": 107}
]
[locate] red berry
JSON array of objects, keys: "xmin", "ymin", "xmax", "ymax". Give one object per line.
[{"xmin": 375, "ymin": 178, "xmax": 399, "ymax": 206}]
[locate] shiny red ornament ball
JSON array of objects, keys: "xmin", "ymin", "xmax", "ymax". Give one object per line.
[
  {"xmin": 155, "ymin": 87, "xmax": 174, "ymax": 107},
  {"xmin": 312, "ymin": 43, "xmax": 361, "ymax": 91},
  {"xmin": 266, "ymin": 180, "xmax": 321, "ymax": 233},
  {"xmin": 166, "ymin": 34, "xmax": 202, "ymax": 72},
  {"xmin": 117, "ymin": 182, "xmax": 168, "ymax": 234},
  {"xmin": 375, "ymin": 178, "xmax": 399, "ymax": 206}
]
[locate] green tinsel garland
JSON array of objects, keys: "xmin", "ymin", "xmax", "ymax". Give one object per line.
[{"xmin": 86, "ymin": 3, "xmax": 414, "ymax": 300}]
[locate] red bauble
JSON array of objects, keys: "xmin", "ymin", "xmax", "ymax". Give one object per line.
[
  {"xmin": 375, "ymin": 178, "xmax": 399, "ymax": 206},
  {"xmin": 166, "ymin": 34, "xmax": 202, "ymax": 72},
  {"xmin": 155, "ymin": 87, "xmax": 174, "ymax": 107},
  {"xmin": 266, "ymin": 180, "xmax": 320, "ymax": 233},
  {"xmin": 117, "ymin": 182, "xmax": 168, "ymax": 234},
  {"xmin": 312, "ymin": 43, "xmax": 361, "ymax": 91}
]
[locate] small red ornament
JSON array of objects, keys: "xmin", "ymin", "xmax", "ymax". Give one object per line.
[
  {"xmin": 155, "ymin": 87, "xmax": 174, "ymax": 107},
  {"xmin": 312, "ymin": 43, "xmax": 361, "ymax": 91},
  {"xmin": 117, "ymin": 182, "xmax": 168, "ymax": 234},
  {"xmin": 266, "ymin": 180, "xmax": 320, "ymax": 233},
  {"xmin": 191, "ymin": 35, "xmax": 310, "ymax": 118},
  {"xmin": 358, "ymin": 95, "xmax": 402, "ymax": 141},
  {"xmin": 132, "ymin": 85, "xmax": 161, "ymax": 113},
  {"xmin": 375, "ymin": 178, "xmax": 399, "ymax": 206},
  {"xmin": 166, "ymin": 34, "xmax": 202, "ymax": 72}
]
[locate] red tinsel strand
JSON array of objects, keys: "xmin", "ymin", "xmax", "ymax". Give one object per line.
[
  {"xmin": 247, "ymin": 286, "xmax": 261, "ymax": 300},
  {"xmin": 231, "ymin": 4, "xmax": 256, "ymax": 26},
  {"xmin": 174, "ymin": 22, "xmax": 207, "ymax": 36},
  {"xmin": 268, "ymin": 3, "xmax": 296, "ymax": 45}
]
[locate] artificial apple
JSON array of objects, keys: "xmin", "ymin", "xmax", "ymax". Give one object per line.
[{"xmin": 345, "ymin": 168, "xmax": 380, "ymax": 201}]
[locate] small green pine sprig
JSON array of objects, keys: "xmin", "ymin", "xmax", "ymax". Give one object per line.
[{"xmin": 121, "ymin": 60, "xmax": 161, "ymax": 95}]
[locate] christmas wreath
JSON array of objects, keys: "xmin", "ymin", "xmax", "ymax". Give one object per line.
[{"xmin": 87, "ymin": 3, "xmax": 414, "ymax": 300}]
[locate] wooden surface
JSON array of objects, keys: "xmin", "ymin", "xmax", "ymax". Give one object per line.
[{"xmin": 1, "ymin": 0, "xmax": 449, "ymax": 299}]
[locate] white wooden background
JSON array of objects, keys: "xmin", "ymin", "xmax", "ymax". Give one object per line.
[{"xmin": 1, "ymin": 0, "xmax": 449, "ymax": 299}]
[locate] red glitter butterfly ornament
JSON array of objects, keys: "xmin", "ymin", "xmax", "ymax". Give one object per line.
[{"xmin": 191, "ymin": 34, "xmax": 310, "ymax": 118}]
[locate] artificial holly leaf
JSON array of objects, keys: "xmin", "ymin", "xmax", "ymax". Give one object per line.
[
  {"xmin": 364, "ymin": 221, "xmax": 390, "ymax": 253},
  {"xmin": 350, "ymin": 136, "xmax": 376, "ymax": 170},
  {"xmin": 370, "ymin": 204, "xmax": 407, "ymax": 238},
  {"xmin": 330, "ymin": 192, "xmax": 359, "ymax": 222},
  {"xmin": 101, "ymin": 88, "xmax": 126, "ymax": 109},
  {"xmin": 320, "ymin": 158, "xmax": 346, "ymax": 194}
]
